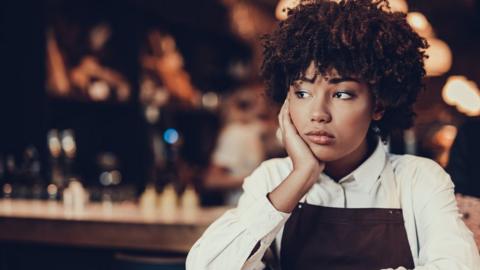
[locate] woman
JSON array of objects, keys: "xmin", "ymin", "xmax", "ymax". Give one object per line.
[{"xmin": 187, "ymin": 0, "xmax": 480, "ymax": 269}]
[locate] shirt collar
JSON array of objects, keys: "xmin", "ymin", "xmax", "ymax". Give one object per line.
[{"xmin": 320, "ymin": 139, "xmax": 388, "ymax": 192}]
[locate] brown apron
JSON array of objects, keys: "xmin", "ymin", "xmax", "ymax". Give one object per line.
[{"xmin": 278, "ymin": 203, "xmax": 415, "ymax": 270}]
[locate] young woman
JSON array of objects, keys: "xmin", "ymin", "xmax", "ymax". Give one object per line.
[{"xmin": 186, "ymin": 0, "xmax": 480, "ymax": 269}]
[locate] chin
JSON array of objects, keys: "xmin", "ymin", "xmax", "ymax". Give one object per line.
[{"xmin": 309, "ymin": 145, "xmax": 342, "ymax": 162}]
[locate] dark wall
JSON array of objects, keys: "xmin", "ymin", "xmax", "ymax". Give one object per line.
[
  {"xmin": 0, "ymin": 0, "xmax": 150, "ymax": 189},
  {"xmin": 0, "ymin": 0, "xmax": 248, "ymax": 191},
  {"xmin": 0, "ymin": 0, "xmax": 46, "ymax": 155}
]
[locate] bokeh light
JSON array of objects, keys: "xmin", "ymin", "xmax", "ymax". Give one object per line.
[
  {"xmin": 407, "ymin": 12, "xmax": 434, "ymax": 38},
  {"xmin": 442, "ymin": 76, "xmax": 480, "ymax": 116},
  {"xmin": 275, "ymin": 0, "xmax": 300, "ymax": 21},
  {"xmin": 424, "ymin": 38, "xmax": 452, "ymax": 76},
  {"xmin": 163, "ymin": 128, "xmax": 179, "ymax": 145}
]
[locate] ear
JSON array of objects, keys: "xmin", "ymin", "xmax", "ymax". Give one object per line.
[{"xmin": 372, "ymin": 102, "xmax": 385, "ymax": 121}]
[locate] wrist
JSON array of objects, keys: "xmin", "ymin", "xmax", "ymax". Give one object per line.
[{"xmin": 292, "ymin": 163, "xmax": 321, "ymax": 180}]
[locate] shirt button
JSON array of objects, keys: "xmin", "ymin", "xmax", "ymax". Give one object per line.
[{"xmin": 298, "ymin": 204, "xmax": 302, "ymax": 209}]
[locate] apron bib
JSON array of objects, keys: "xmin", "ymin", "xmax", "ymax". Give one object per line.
[{"xmin": 279, "ymin": 203, "xmax": 414, "ymax": 270}]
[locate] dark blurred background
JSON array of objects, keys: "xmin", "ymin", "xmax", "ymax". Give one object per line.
[{"xmin": 0, "ymin": 0, "xmax": 479, "ymax": 201}]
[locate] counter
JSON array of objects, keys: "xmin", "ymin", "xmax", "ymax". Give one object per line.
[{"xmin": 0, "ymin": 199, "xmax": 229, "ymax": 253}]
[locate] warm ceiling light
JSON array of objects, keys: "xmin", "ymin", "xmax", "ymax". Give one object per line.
[
  {"xmin": 275, "ymin": 0, "xmax": 300, "ymax": 21},
  {"xmin": 442, "ymin": 76, "xmax": 466, "ymax": 106},
  {"xmin": 406, "ymin": 12, "xmax": 451, "ymax": 76},
  {"xmin": 276, "ymin": 0, "xmax": 407, "ymax": 21},
  {"xmin": 387, "ymin": 0, "xmax": 408, "ymax": 13},
  {"xmin": 407, "ymin": 12, "xmax": 434, "ymax": 38},
  {"xmin": 424, "ymin": 38, "xmax": 452, "ymax": 77},
  {"xmin": 442, "ymin": 76, "xmax": 480, "ymax": 116}
]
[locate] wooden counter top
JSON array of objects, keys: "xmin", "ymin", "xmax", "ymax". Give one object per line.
[
  {"xmin": 2, "ymin": 196, "xmax": 478, "ymax": 254},
  {"xmin": 0, "ymin": 199, "xmax": 229, "ymax": 253}
]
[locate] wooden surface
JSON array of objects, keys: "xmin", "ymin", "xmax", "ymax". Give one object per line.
[
  {"xmin": 1, "ymin": 196, "xmax": 478, "ymax": 253},
  {"xmin": 0, "ymin": 199, "xmax": 229, "ymax": 253}
]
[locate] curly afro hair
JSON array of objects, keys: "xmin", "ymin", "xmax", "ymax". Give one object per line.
[{"xmin": 261, "ymin": 0, "xmax": 428, "ymax": 141}]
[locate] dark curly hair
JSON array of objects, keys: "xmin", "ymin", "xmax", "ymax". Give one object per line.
[{"xmin": 261, "ymin": 0, "xmax": 428, "ymax": 141}]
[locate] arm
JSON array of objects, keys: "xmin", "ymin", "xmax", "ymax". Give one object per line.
[
  {"xmin": 268, "ymin": 97, "xmax": 324, "ymax": 213},
  {"xmin": 187, "ymin": 98, "xmax": 324, "ymax": 269},
  {"xmin": 186, "ymin": 163, "xmax": 290, "ymax": 270},
  {"xmin": 403, "ymin": 159, "xmax": 480, "ymax": 270}
]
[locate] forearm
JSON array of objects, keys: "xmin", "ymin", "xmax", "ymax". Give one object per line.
[
  {"xmin": 186, "ymin": 213, "xmax": 260, "ymax": 270},
  {"xmin": 186, "ymin": 195, "xmax": 289, "ymax": 270},
  {"xmin": 268, "ymin": 167, "xmax": 319, "ymax": 213}
]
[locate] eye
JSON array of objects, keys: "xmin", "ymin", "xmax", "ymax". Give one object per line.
[
  {"xmin": 333, "ymin": 91, "xmax": 354, "ymax": 100},
  {"xmin": 294, "ymin": 90, "xmax": 311, "ymax": 99}
]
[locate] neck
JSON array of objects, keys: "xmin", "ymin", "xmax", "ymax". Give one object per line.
[{"xmin": 324, "ymin": 136, "xmax": 376, "ymax": 181}]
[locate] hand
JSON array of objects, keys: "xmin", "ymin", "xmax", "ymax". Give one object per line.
[
  {"xmin": 278, "ymin": 98, "xmax": 325, "ymax": 178},
  {"xmin": 278, "ymin": 97, "xmax": 325, "ymax": 173},
  {"xmin": 267, "ymin": 98, "xmax": 325, "ymax": 213}
]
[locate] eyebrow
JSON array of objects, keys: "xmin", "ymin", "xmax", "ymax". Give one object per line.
[
  {"xmin": 296, "ymin": 76, "xmax": 361, "ymax": 85},
  {"xmin": 299, "ymin": 75, "xmax": 317, "ymax": 83},
  {"xmin": 328, "ymin": 77, "xmax": 361, "ymax": 84}
]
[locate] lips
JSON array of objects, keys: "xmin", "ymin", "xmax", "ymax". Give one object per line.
[{"xmin": 305, "ymin": 130, "xmax": 335, "ymax": 145}]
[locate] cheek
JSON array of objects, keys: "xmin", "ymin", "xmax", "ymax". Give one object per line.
[
  {"xmin": 288, "ymin": 102, "xmax": 307, "ymax": 130},
  {"xmin": 334, "ymin": 104, "xmax": 372, "ymax": 135}
]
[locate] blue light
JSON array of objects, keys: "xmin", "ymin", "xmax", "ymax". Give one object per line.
[{"xmin": 163, "ymin": 128, "xmax": 179, "ymax": 144}]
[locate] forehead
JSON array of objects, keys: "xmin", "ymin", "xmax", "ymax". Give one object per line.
[{"xmin": 302, "ymin": 62, "xmax": 341, "ymax": 81}]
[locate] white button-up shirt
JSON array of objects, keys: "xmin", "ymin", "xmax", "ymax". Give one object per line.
[{"xmin": 187, "ymin": 142, "xmax": 480, "ymax": 270}]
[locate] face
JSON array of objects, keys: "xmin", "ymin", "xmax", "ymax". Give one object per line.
[{"xmin": 288, "ymin": 63, "xmax": 380, "ymax": 164}]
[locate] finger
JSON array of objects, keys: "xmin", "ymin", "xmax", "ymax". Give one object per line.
[
  {"xmin": 278, "ymin": 99, "xmax": 289, "ymax": 146},
  {"xmin": 278, "ymin": 99, "xmax": 287, "ymax": 133},
  {"xmin": 282, "ymin": 100, "xmax": 298, "ymax": 136}
]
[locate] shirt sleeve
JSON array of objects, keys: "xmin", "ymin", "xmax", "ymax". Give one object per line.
[
  {"xmin": 186, "ymin": 162, "xmax": 291, "ymax": 270},
  {"xmin": 407, "ymin": 158, "xmax": 480, "ymax": 270}
]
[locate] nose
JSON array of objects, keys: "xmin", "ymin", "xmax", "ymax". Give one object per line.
[{"xmin": 310, "ymin": 97, "xmax": 331, "ymax": 123}]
